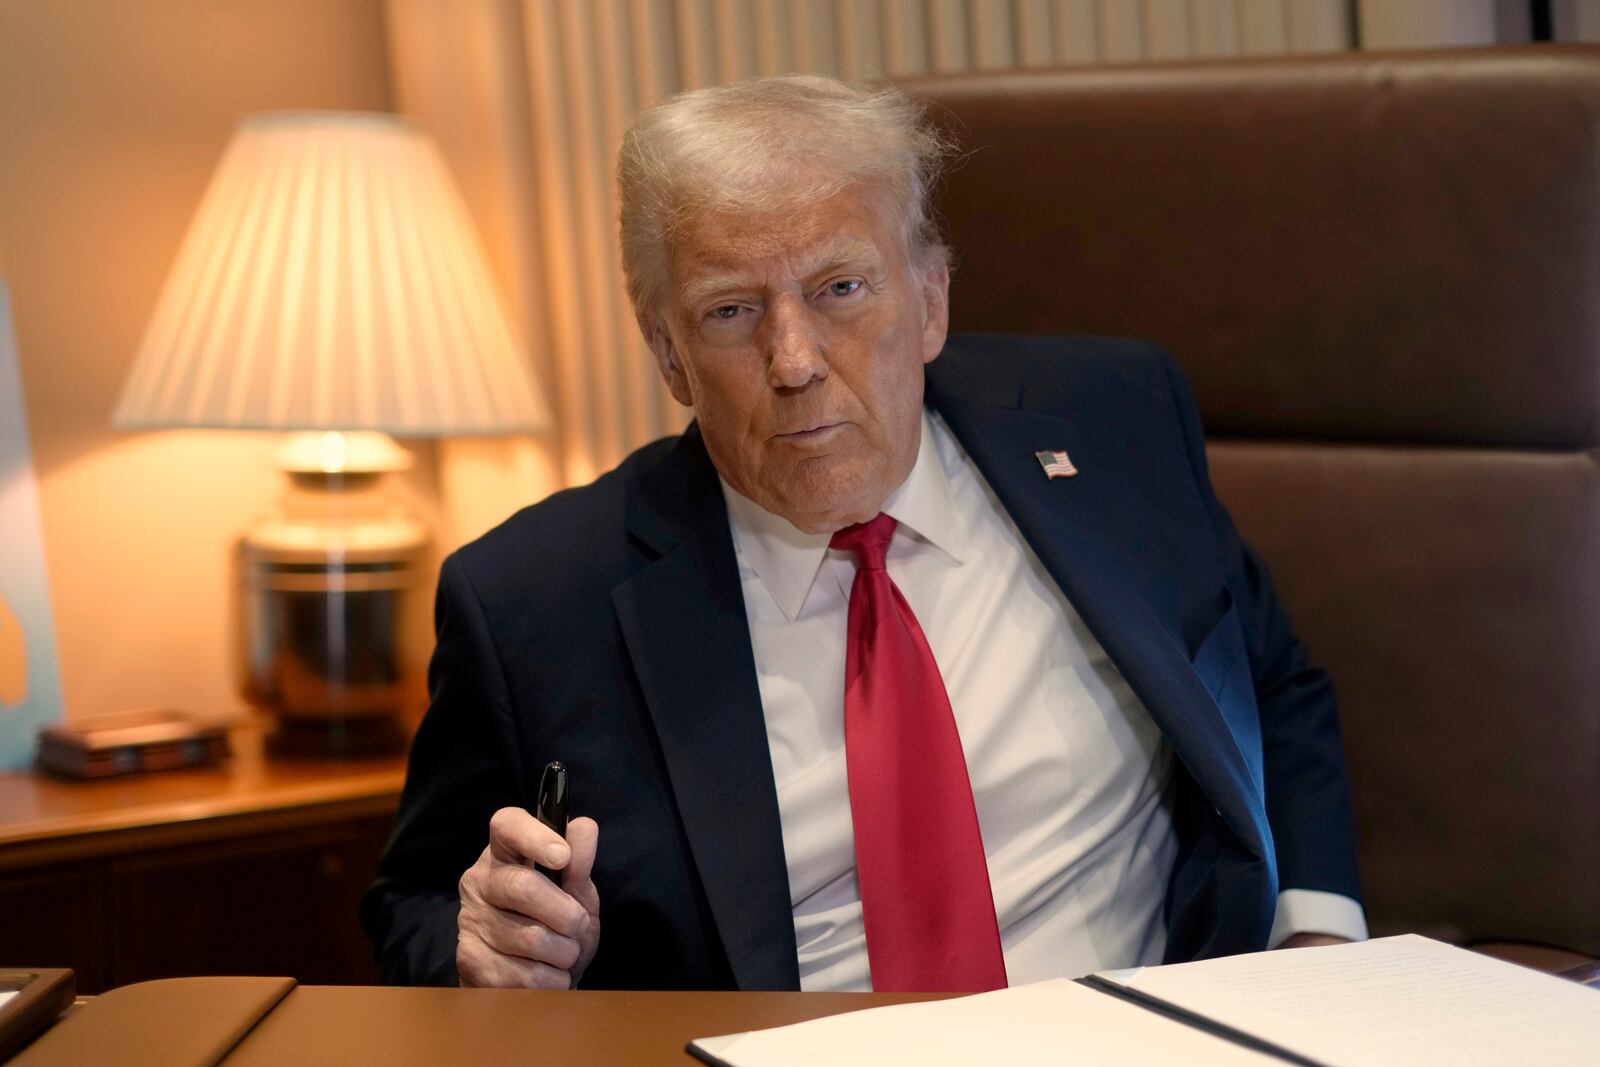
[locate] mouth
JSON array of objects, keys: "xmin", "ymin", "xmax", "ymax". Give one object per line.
[{"xmin": 774, "ymin": 421, "xmax": 845, "ymax": 445}]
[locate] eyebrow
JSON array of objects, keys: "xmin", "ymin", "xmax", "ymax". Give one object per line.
[{"xmin": 676, "ymin": 234, "xmax": 884, "ymax": 311}]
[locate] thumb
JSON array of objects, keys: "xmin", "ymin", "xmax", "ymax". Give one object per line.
[{"xmin": 561, "ymin": 816, "xmax": 600, "ymax": 905}]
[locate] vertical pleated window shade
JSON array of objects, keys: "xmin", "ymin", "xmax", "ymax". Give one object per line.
[{"xmin": 386, "ymin": 0, "xmax": 1351, "ymax": 490}]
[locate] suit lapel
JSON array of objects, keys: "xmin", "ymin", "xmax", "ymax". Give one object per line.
[
  {"xmin": 611, "ymin": 427, "xmax": 800, "ymax": 990},
  {"xmin": 928, "ymin": 370, "xmax": 1270, "ymax": 856}
]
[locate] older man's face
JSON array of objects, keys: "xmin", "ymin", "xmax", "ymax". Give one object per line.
[{"xmin": 642, "ymin": 185, "xmax": 949, "ymax": 533}]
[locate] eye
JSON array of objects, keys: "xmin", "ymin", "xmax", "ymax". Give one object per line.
[
  {"xmin": 823, "ymin": 279, "xmax": 863, "ymax": 298},
  {"xmin": 709, "ymin": 304, "xmax": 743, "ymax": 320}
]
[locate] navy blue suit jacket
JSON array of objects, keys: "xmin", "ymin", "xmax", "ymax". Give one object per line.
[{"xmin": 362, "ymin": 333, "xmax": 1361, "ymax": 988}]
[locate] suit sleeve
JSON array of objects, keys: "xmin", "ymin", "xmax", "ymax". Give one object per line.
[
  {"xmin": 360, "ymin": 552, "xmax": 528, "ymax": 985},
  {"xmin": 1157, "ymin": 353, "xmax": 1363, "ymax": 905}
]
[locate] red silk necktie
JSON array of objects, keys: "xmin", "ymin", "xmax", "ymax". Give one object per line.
[{"xmin": 831, "ymin": 513, "xmax": 1007, "ymax": 992}]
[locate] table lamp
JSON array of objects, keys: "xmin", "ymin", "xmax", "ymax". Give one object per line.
[{"xmin": 113, "ymin": 112, "xmax": 549, "ymax": 756}]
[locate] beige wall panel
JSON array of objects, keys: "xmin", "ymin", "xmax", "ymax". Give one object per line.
[
  {"xmin": 1053, "ymin": 0, "xmax": 1102, "ymax": 63},
  {"xmin": 385, "ymin": 2, "xmax": 525, "ymax": 317}
]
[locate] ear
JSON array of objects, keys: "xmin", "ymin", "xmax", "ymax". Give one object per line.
[
  {"xmin": 918, "ymin": 257, "xmax": 950, "ymax": 365},
  {"xmin": 639, "ymin": 312, "xmax": 696, "ymax": 407}
]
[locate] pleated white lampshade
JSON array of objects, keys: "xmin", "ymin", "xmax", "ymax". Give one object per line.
[{"xmin": 115, "ymin": 112, "xmax": 549, "ymax": 435}]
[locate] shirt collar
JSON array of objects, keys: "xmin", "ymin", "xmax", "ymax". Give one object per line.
[{"xmin": 720, "ymin": 410, "xmax": 969, "ymax": 621}]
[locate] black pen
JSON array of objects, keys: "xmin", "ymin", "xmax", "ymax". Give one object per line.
[{"xmin": 533, "ymin": 760, "xmax": 569, "ymax": 881}]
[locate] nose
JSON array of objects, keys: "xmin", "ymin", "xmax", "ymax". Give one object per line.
[{"xmin": 764, "ymin": 294, "xmax": 827, "ymax": 391}]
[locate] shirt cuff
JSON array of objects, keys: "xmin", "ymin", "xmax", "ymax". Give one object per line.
[{"xmin": 1268, "ymin": 889, "xmax": 1370, "ymax": 948}]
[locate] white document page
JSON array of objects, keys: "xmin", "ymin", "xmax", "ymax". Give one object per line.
[
  {"xmin": 691, "ymin": 978, "xmax": 1277, "ymax": 1066},
  {"xmin": 1098, "ymin": 934, "xmax": 1600, "ymax": 1067}
]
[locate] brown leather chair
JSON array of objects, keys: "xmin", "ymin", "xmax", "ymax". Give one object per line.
[{"xmin": 906, "ymin": 44, "xmax": 1600, "ymax": 964}]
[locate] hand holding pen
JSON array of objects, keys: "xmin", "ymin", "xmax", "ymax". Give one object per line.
[{"xmin": 455, "ymin": 761, "xmax": 602, "ymax": 989}]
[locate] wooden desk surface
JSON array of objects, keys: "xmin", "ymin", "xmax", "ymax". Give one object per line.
[
  {"xmin": 226, "ymin": 987, "xmax": 958, "ymax": 1066},
  {"xmin": 0, "ymin": 722, "xmax": 406, "ymax": 870}
]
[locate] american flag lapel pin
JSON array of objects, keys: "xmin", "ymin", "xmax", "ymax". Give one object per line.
[{"xmin": 1035, "ymin": 449, "xmax": 1078, "ymax": 480}]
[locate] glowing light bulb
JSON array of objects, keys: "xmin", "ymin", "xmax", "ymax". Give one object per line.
[{"xmin": 318, "ymin": 431, "xmax": 349, "ymax": 473}]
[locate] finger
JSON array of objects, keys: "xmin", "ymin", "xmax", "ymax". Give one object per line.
[
  {"xmin": 487, "ymin": 806, "xmax": 569, "ymax": 869},
  {"xmin": 457, "ymin": 933, "xmax": 573, "ymax": 989},
  {"xmin": 561, "ymin": 817, "xmax": 600, "ymax": 896},
  {"xmin": 466, "ymin": 905, "xmax": 583, "ymax": 971},
  {"xmin": 480, "ymin": 862, "xmax": 590, "ymax": 939}
]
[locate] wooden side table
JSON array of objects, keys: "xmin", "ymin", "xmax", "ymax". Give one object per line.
[{"xmin": 0, "ymin": 722, "xmax": 406, "ymax": 994}]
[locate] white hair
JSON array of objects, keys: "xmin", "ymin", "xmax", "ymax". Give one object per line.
[{"xmin": 617, "ymin": 75, "xmax": 952, "ymax": 320}]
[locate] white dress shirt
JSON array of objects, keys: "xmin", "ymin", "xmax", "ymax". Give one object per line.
[{"xmin": 721, "ymin": 410, "xmax": 1366, "ymax": 992}]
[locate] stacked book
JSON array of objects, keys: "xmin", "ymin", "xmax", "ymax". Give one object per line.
[{"xmin": 35, "ymin": 710, "xmax": 229, "ymax": 779}]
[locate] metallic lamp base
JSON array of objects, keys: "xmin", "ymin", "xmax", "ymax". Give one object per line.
[{"xmin": 237, "ymin": 461, "xmax": 431, "ymax": 759}]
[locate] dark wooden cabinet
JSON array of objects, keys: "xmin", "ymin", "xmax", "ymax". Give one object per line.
[
  {"xmin": 0, "ymin": 864, "xmax": 110, "ymax": 992},
  {"xmin": 0, "ymin": 724, "xmax": 404, "ymax": 994}
]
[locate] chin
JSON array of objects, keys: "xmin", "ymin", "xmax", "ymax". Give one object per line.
[
  {"xmin": 771, "ymin": 489, "xmax": 882, "ymax": 535},
  {"xmin": 787, "ymin": 511, "xmax": 862, "ymax": 536},
  {"xmin": 752, "ymin": 454, "xmax": 892, "ymax": 531}
]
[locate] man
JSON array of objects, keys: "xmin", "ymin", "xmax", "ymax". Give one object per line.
[{"xmin": 362, "ymin": 75, "xmax": 1365, "ymax": 992}]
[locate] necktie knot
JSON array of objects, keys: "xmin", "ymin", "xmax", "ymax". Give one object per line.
[{"xmin": 829, "ymin": 513, "xmax": 897, "ymax": 571}]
